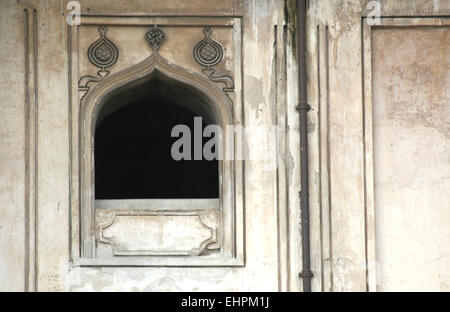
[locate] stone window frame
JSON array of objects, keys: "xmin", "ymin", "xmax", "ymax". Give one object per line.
[{"xmin": 69, "ymin": 16, "xmax": 244, "ymax": 267}]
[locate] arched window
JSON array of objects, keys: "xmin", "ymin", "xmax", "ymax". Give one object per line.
[
  {"xmin": 78, "ymin": 55, "xmax": 242, "ymax": 265},
  {"xmin": 94, "ymin": 72, "xmax": 219, "ymax": 199}
]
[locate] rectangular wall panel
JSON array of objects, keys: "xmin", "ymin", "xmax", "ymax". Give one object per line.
[{"xmin": 372, "ymin": 26, "xmax": 450, "ymax": 291}]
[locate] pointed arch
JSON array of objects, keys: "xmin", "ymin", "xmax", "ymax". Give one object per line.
[
  {"xmin": 81, "ymin": 54, "xmax": 233, "ymax": 135},
  {"xmin": 79, "ymin": 54, "xmax": 234, "ymax": 257}
]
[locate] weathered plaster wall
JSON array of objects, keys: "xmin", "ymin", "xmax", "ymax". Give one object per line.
[
  {"xmin": 306, "ymin": 0, "xmax": 450, "ymax": 291},
  {"xmin": 372, "ymin": 26, "xmax": 450, "ymax": 291},
  {"xmin": 0, "ymin": 1, "xmax": 27, "ymax": 291},
  {"xmin": 0, "ymin": 0, "xmax": 302, "ymax": 292},
  {"xmin": 1, "ymin": 0, "xmax": 449, "ymax": 292},
  {"xmin": 307, "ymin": 0, "xmax": 368, "ymax": 292}
]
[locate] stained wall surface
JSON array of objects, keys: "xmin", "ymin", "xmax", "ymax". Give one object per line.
[
  {"xmin": 372, "ymin": 27, "xmax": 450, "ymax": 291},
  {"xmin": 306, "ymin": 0, "xmax": 449, "ymax": 292},
  {"xmin": 0, "ymin": 0, "xmax": 449, "ymax": 292},
  {"xmin": 0, "ymin": 0, "xmax": 302, "ymax": 292},
  {"xmin": 0, "ymin": 2, "xmax": 26, "ymax": 291}
]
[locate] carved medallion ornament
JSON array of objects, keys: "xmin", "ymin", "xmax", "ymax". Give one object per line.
[
  {"xmin": 146, "ymin": 25, "xmax": 165, "ymax": 50},
  {"xmin": 193, "ymin": 27, "xmax": 224, "ymax": 68},
  {"xmin": 87, "ymin": 26, "xmax": 119, "ymax": 72},
  {"xmin": 193, "ymin": 27, "xmax": 234, "ymax": 97},
  {"xmin": 79, "ymin": 26, "xmax": 119, "ymax": 101}
]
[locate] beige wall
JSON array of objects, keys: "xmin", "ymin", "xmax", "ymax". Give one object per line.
[
  {"xmin": 0, "ymin": 0, "xmax": 302, "ymax": 292},
  {"xmin": 0, "ymin": 2, "xmax": 27, "ymax": 291},
  {"xmin": 372, "ymin": 26, "xmax": 450, "ymax": 291},
  {"xmin": 0, "ymin": 0, "xmax": 449, "ymax": 292},
  {"xmin": 306, "ymin": 0, "xmax": 450, "ymax": 291}
]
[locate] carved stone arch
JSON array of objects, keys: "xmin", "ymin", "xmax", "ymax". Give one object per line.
[
  {"xmin": 81, "ymin": 54, "xmax": 233, "ymax": 132},
  {"xmin": 79, "ymin": 54, "xmax": 235, "ymax": 258}
]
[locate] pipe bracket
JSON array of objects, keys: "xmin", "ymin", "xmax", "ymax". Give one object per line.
[
  {"xmin": 296, "ymin": 101, "xmax": 311, "ymax": 111},
  {"xmin": 299, "ymin": 270, "xmax": 314, "ymax": 278}
]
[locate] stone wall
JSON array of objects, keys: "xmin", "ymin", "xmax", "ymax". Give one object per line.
[
  {"xmin": 306, "ymin": 0, "xmax": 450, "ymax": 291},
  {"xmin": 0, "ymin": 0, "xmax": 448, "ymax": 291}
]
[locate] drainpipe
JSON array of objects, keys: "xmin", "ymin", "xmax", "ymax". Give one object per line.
[{"xmin": 295, "ymin": 0, "xmax": 313, "ymax": 292}]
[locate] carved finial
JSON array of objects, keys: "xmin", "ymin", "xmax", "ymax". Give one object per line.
[
  {"xmin": 203, "ymin": 26, "xmax": 213, "ymax": 38},
  {"xmin": 98, "ymin": 25, "xmax": 108, "ymax": 37}
]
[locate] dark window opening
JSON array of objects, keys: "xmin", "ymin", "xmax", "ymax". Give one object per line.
[{"xmin": 95, "ymin": 75, "xmax": 219, "ymax": 199}]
